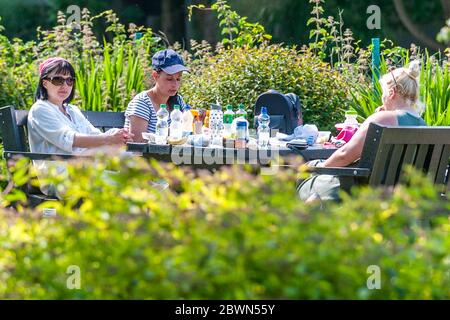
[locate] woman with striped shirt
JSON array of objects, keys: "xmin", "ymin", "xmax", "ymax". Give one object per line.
[{"xmin": 125, "ymin": 49, "xmax": 189, "ymax": 142}]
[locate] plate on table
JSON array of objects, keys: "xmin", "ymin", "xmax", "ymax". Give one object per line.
[
  {"xmin": 286, "ymin": 139, "xmax": 308, "ymax": 151},
  {"xmin": 142, "ymin": 132, "xmax": 157, "ymax": 144}
]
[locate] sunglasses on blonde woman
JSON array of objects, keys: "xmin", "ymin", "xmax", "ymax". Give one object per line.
[
  {"xmin": 44, "ymin": 76, "xmax": 75, "ymax": 87},
  {"xmin": 390, "ymin": 72, "xmax": 399, "ymax": 88}
]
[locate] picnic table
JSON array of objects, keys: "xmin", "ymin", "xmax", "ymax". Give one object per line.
[{"xmin": 127, "ymin": 142, "xmax": 336, "ymax": 169}]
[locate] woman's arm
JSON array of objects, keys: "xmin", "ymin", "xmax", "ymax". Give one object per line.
[
  {"xmin": 128, "ymin": 115, "xmax": 149, "ymax": 143},
  {"xmin": 322, "ymin": 127, "xmax": 367, "ymax": 167},
  {"xmin": 323, "ymin": 112, "xmax": 398, "ymax": 167},
  {"xmin": 73, "ymin": 129, "xmax": 132, "ymax": 148}
]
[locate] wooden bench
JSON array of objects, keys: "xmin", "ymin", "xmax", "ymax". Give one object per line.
[
  {"xmin": 310, "ymin": 123, "xmax": 450, "ymax": 197},
  {"xmin": 0, "ymin": 105, "xmax": 125, "ymax": 206}
]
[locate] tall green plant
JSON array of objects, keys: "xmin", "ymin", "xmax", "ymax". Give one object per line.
[
  {"xmin": 306, "ymin": 0, "xmax": 358, "ymax": 73},
  {"xmin": 188, "ymin": 0, "xmax": 272, "ymax": 48},
  {"xmin": 347, "ymin": 53, "xmax": 393, "ymax": 120},
  {"xmin": 63, "ymin": 9, "xmax": 157, "ymax": 112},
  {"xmin": 421, "ymin": 53, "xmax": 450, "ymax": 126},
  {"xmin": 183, "ymin": 44, "xmax": 349, "ymax": 129},
  {"xmin": 74, "ymin": 39, "xmax": 145, "ymax": 112},
  {"xmin": 1, "ymin": 9, "xmax": 161, "ymax": 112},
  {"xmin": 0, "ymin": 22, "xmax": 37, "ymax": 109},
  {"xmin": 347, "ymin": 42, "xmax": 450, "ymax": 126}
]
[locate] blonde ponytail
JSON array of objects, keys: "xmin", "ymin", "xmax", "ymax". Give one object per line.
[
  {"xmin": 380, "ymin": 60, "xmax": 425, "ymax": 114},
  {"xmin": 407, "ymin": 60, "xmax": 421, "ymax": 78}
]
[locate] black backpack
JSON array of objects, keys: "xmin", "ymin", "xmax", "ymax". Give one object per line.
[{"xmin": 254, "ymin": 89, "xmax": 302, "ymax": 134}]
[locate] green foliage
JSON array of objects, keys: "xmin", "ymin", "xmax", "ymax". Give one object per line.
[
  {"xmin": 306, "ymin": 0, "xmax": 359, "ymax": 71},
  {"xmin": 420, "ymin": 52, "xmax": 450, "ymax": 126},
  {"xmin": 0, "ymin": 29, "xmax": 37, "ymax": 109},
  {"xmin": 347, "ymin": 42, "xmax": 450, "ymax": 126},
  {"xmin": 0, "ymin": 0, "xmax": 448, "ymax": 129},
  {"xmin": 39, "ymin": 9, "xmax": 163, "ymax": 112},
  {"xmin": 0, "ymin": 9, "xmax": 162, "ymax": 111},
  {"xmin": 437, "ymin": 19, "xmax": 450, "ymax": 45},
  {"xmin": 188, "ymin": 0, "xmax": 272, "ymax": 48},
  {"xmin": 347, "ymin": 80, "xmax": 381, "ymax": 122},
  {"xmin": 183, "ymin": 44, "xmax": 349, "ymax": 129},
  {"xmin": 0, "ymin": 0, "xmax": 449, "ymax": 300},
  {"xmin": 0, "ymin": 156, "xmax": 449, "ymax": 299},
  {"xmin": 307, "ymin": 0, "xmax": 329, "ymax": 60},
  {"xmin": 0, "ymin": 144, "xmax": 7, "ymax": 192}
]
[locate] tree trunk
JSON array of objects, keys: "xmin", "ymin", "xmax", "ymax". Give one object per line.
[
  {"xmin": 161, "ymin": 0, "xmax": 186, "ymax": 44},
  {"xmin": 190, "ymin": 0, "xmax": 217, "ymax": 45},
  {"xmin": 441, "ymin": 0, "xmax": 450, "ymax": 19},
  {"xmin": 393, "ymin": 0, "xmax": 446, "ymax": 50}
]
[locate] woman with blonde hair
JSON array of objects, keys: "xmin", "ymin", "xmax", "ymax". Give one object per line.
[{"xmin": 298, "ymin": 60, "xmax": 427, "ymax": 202}]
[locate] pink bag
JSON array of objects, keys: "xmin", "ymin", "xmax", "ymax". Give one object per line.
[{"xmin": 335, "ymin": 126, "xmax": 358, "ymax": 143}]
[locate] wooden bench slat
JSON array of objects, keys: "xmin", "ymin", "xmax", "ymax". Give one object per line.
[
  {"xmin": 15, "ymin": 110, "xmax": 29, "ymax": 126},
  {"xmin": 1, "ymin": 106, "xmax": 125, "ymax": 152},
  {"xmin": 385, "ymin": 144, "xmax": 405, "ymax": 186},
  {"xmin": 447, "ymin": 168, "xmax": 450, "ymax": 193},
  {"xmin": 82, "ymin": 111, "xmax": 125, "ymax": 128},
  {"xmin": 414, "ymin": 144, "xmax": 430, "ymax": 170},
  {"xmin": 378, "ymin": 127, "xmax": 450, "ymax": 144},
  {"xmin": 310, "ymin": 167, "xmax": 371, "ymax": 177},
  {"xmin": 400, "ymin": 144, "xmax": 418, "ymax": 184},
  {"xmin": 428, "ymin": 144, "xmax": 444, "ymax": 182},
  {"xmin": 435, "ymin": 145, "xmax": 450, "ymax": 185},
  {"xmin": 369, "ymin": 144, "xmax": 392, "ymax": 185},
  {"xmin": 403, "ymin": 144, "xmax": 417, "ymax": 166},
  {"xmin": 0, "ymin": 106, "xmax": 26, "ymax": 151}
]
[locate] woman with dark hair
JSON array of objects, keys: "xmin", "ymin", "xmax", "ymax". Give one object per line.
[
  {"xmin": 29, "ymin": 57, "xmax": 133, "ymax": 153},
  {"xmin": 28, "ymin": 57, "xmax": 133, "ymax": 196},
  {"xmin": 125, "ymin": 49, "xmax": 190, "ymax": 142}
]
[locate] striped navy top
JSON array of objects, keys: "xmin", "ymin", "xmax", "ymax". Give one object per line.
[{"xmin": 124, "ymin": 91, "xmax": 187, "ymax": 133}]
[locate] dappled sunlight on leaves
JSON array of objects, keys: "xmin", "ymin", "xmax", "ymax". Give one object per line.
[{"xmin": 0, "ymin": 154, "xmax": 449, "ymax": 299}]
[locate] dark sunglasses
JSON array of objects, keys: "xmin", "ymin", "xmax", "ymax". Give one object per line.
[{"xmin": 44, "ymin": 76, "xmax": 75, "ymax": 87}]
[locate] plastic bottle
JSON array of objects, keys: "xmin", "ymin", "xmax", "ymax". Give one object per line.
[
  {"xmin": 257, "ymin": 107, "xmax": 270, "ymax": 148},
  {"xmin": 343, "ymin": 110, "xmax": 359, "ymax": 127},
  {"xmin": 235, "ymin": 120, "xmax": 247, "ymax": 149},
  {"xmin": 235, "ymin": 104, "xmax": 248, "ymax": 119},
  {"xmin": 169, "ymin": 104, "xmax": 183, "ymax": 139},
  {"xmin": 181, "ymin": 105, "xmax": 194, "ymax": 136},
  {"xmin": 204, "ymin": 110, "xmax": 210, "ymax": 128},
  {"xmin": 193, "ymin": 115, "xmax": 203, "ymax": 135},
  {"xmin": 209, "ymin": 104, "xmax": 224, "ymax": 147},
  {"xmin": 223, "ymin": 105, "xmax": 235, "ymax": 138},
  {"xmin": 301, "ymin": 124, "xmax": 319, "ymax": 146},
  {"xmin": 155, "ymin": 104, "xmax": 169, "ymax": 144}
]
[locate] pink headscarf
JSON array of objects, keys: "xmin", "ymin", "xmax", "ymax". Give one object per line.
[{"xmin": 39, "ymin": 57, "xmax": 68, "ymax": 76}]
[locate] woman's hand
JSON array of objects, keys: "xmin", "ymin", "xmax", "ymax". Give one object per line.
[
  {"xmin": 106, "ymin": 129, "xmax": 134, "ymax": 145},
  {"xmin": 122, "ymin": 129, "xmax": 134, "ymax": 142},
  {"xmin": 74, "ymin": 129, "xmax": 134, "ymax": 149}
]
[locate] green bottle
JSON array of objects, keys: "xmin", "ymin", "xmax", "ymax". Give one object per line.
[
  {"xmin": 223, "ymin": 105, "xmax": 235, "ymax": 124},
  {"xmin": 235, "ymin": 104, "xmax": 247, "ymax": 119},
  {"xmin": 223, "ymin": 105, "xmax": 235, "ymax": 138}
]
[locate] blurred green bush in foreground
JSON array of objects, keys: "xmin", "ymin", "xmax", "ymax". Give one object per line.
[{"xmin": 0, "ymin": 155, "xmax": 448, "ymax": 299}]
